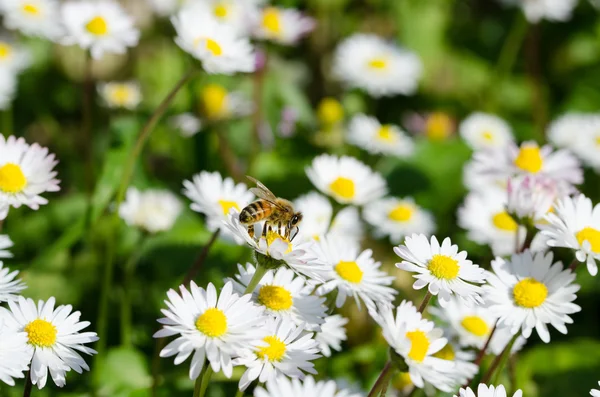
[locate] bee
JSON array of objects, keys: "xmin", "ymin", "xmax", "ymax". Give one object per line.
[{"xmin": 239, "ymin": 176, "xmax": 303, "ymax": 241}]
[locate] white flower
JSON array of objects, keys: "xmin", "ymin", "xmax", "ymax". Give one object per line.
[
  {"xmin": 497, "ymin": 0, "xmax": 577, "ymax": 22},
  {"xmin": 293, "ymin": 192, "xmax": 363, "ymax": 244},
  {"xmin": 483, "ymin": 250, "xmax": 580, "ymax": 343},
  {"xmin": 346, "ymin": 114, "xmax": 414, "ymax": 157},
  {"xmin": 0, "ymin": 0, "xmax": 63, "ymax": 40},
  {"xmin": 315, "ymin": 235, "xmax": 396, "ymax": 309},
  {"xmin": 234, "ymin": 317, "xmax": 320, "ymax": 391},
  {"xmin": 98, "ymin": 81, "xmax": 142, "ymax": 109},
  {"xmin": 199, "ymin": 83, "xmax": 252, "ymax": 120},
  {"xmin": 506, "ymin": 175, "xmax": 560, "ymax": 222},
  {"xmin": 0, "ymin": 136, "xmax": 60, "ymax": 219},
  {"xmin": 462, "ymin": 160, "xmax": 508, "ymax": 194},
  {"xmin": 119, "ymin": 187, "xmax": 182, "ymax": 233},
  {"xmin": 394, "ymin": 234, "xmax": 487, "ymax": 307},
  {"xmin": 252, "ymin": 6, "xmax": 315, "ymax": 45},
  {"xmin": 431, "ymin": 342, "xmax": 478, "ymax": 388},
  {"xmin": 369, "ymin": 300, "xmax": 455, "ymax": 392},
  {"xmin": 456, "ymin": 384, "xmax": 522, "ymax": 397},
  {"xmin": 0, "ymin": 261, "xmax": 26, "ymax": 302},
  {"xmin": 172, "ymin": 5, "xmax": 255, "ymax": 75},
  {"xmin": 364, "ymin": 197, "xmax": 435, "ymax": 244},
  {"xmin": 254, "ymin": 375, "xmax": 362, "ymax": 397},
  {"xmin": 459, "ymin": 112, "xmax": 513, "ymax": 150},
  {"xmin": 306, "ymin": 154, "xmax": 387, "ymax": 205},
  {"xmin": 183, "ymin": 171, "xmax": 253, "ymax": 242},
  {"xmin": 154, "ymin": 281, "xmax": 266, "ymax": 379},
  {"xmin": 0, "ymin": 320, "xmax": 32, "ymax": 386},
  {"xmin": 0, "ymin": 296, "xmax": 99, "ymax": 388},
  {"xmin": 230, "ymin": 263, "xmax": 327, "ymax": 331},
  {"xmin": 169, "ymin": 112, "xmax": 203, "ymax": 137},
  {"xmin": 570, "ymin": 117, "xmax": 600, "ymax": 172},
  {"xmin": 547, "ymin": 113, "xmax": 593, "ymax": 150},
  {"xmin": 540, "ymin": 194, "xmax": 600, "ymax": 276},
  {"xmin": 0, "ymin": 37, "xmax": 30, "ymax": 75},
  {"xmin": 61, "ymin": 0, "xmax": 140, "ymax": 60},
  {"xmin": 333, "ymin": 33, "xmax": 422, "ymax": 98},
  {"xmin": 0, "ymin": 70, "xmax": 17, "ymax": 110},
  {"xmin": 591, "ymin": 381, "xmax": 600, "ymax": 397},
  {"xmin": 179, "ymin": 0, "xmax": 261, "ymax": 35},
  {"xmin": 315, "ymin": 314, "xmax": 348, "ymax": 357},
  {"xmin": 0, "ymin": 235, "xmax": 13, "ymax": 258}
]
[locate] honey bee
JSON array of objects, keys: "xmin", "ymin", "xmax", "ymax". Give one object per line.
[{"xmin": 239, "ymin": 176, "xmax": 303, "ymax": 241}]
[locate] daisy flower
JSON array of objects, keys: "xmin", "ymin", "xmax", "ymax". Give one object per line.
[
  {"xmin": 364, "ymin": 197, "xmax": 435, "ymax": 244},
  {"xmin": 570, "ymin": 118, "xmax": 600, "ymax": 172},
  {"xmin": 119, "ymin": 187, "xmax": 182, "ymax": 234},
  {"xmin": 483, "ymin": 250, "xmax": 580, "ymax": 343},
  {"xmin": 431, "ymin": 342, "xmax": 478, "ymax": 388},
  {"xmin": 506, "ymin": 175, "xmax": 561, "ymax": 223},
  {"xmin": 230, "ymin": 263, "xmax": 327, "ymax": 331},
  {"xmin": 455, "ymin": 384, "xmax": 523, "ymax": 397},
  {"xmin": 0, "ymin": 136, "xmax": 60, "ymax": 220},
  {"xmin": 547, "ymin": 113, "xmax": 593, "ymax": 150},
  {"xmin": 0, "ymin": 37, "xmax": 30, "ymax": 75},
  {"xmin": 0, "ymin": 234, "xmax": 13, "ymax": 258},
  {"xmin": 293, "ymin": 192, "xmax": 363, "ymax": 244},
  {"xmin": 394, "ymin": 234, "xmax": 487, "ymax": 307},
  {"xmin": 314, "ymin": 235, "xmax": 396, "ymax": 309},
  {"xmin": 254, "ymin": 375, "xmax": 362, "ymax": 397},
  {"xmin": 182, "ymin": 171, "xmax": 254, "ymax": 242},
  {"xmin": 369, "ymin": 300, "xmax": 455, "ymax": 392},
  {"xmin": 317, "ymin": 97, "xmax": 344, "ymax": 128},
  {"xmin": 252, "ymin": 6, "xmax": 315, "ymax": 45},
  {"xmin": 0, "ymin": 296, "xmax": 99, "ymax": 388},
  {"xmin": 423, "ymin": 112, "xmax": 455, "ymax": 141},
  {"xmin": 540, "ymin": 194, "xmax": 600, "ymax": 276},
  {"xmin": 199, "ymin": 83, "xmax": 252, "ymax": 121},
  {"xmin": 333, "ymin": 33, "xmax": 422, "ymax": 97},
  {"xmin": 315, "ymin": 314, "xmax": 348, "ymax": 357},
  {"xmin": 591, "ymin": 381, "xmax": 600, "ymax": 397},
  {"xmin": 0, "ymin": 70, "xmax": 17, "ymax": 111},
  {"xmin": 497, "ymin": 0, "xmax": 577, "ymax": 22},
  {"xmin": 61, "ymin": 0, "xmax": 140, "ymax": 60},
  {"xmin": 346, "ymin": 114, "xmax": 414, "ymax": 157},
  {"xmin": 183, "ymin": 0, "xmax": 261, "ymax": 35},
  {"xmin": 306, "ymin": 154, "xmax": 387, "ymax": 205},
  {"xmin": 172, "ymin": 4, "xmax": 255, "ymax": 75},
  {"xmin": 234, "ymin": 317, "xmax": 320, "ymax": 391},
  {"xmin": 459, "ymin": 112, "xmax": 513, "ymax": 151},
  {"xmin": 0, "ymin": 261, "xmax": 26, "ymax": 302},
  {"xmin": 98, "ymin": 81, "xmax": 142, "ymax": 109},
  {"xmin": 154, "ymin": 281, "xmax": 266, "ymax": 379},
  {"xmin": 169, "ymin": 112, "xmax": 203, "ymax": 137},
  {"xmin": 0, "ymin": 321, "xmax": 32, "ymax": 386},
  {"xmin": 0, "ymin": 0, "xmax": 63, "ymax": 40}
]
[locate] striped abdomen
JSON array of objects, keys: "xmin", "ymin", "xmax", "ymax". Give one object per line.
[{"xmin": 239, "ymin": 200, "xmax": 274, "ymax": 225}]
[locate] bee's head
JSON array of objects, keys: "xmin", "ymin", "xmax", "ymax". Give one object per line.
[{"xmin": 290, "ymin": 212, "xmax": 303, "ymax": 227}]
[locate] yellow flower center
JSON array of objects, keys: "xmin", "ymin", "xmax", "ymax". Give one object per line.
[
  {"xmin": 205, "ymin": 38, "xmax": 222, "ymax": 56},
  {"xmin": 492, "ymin": 211, "xmax": 518, "ymax": 232},
  {"xmin": 0, "ymin": 43, "xmax": 12, "ymax": 60},
  {"xmin": 218, "ymin": 199, "xmax": 239, "ymax": 215},
  {"xmin": 513, "ymin": 278, "xmax": 548, "ymax": 308},
  {"xmin": 392, "ymin": 372, "xmax": 413, "ymax": 391},
  {"xmin": 329, "ymin": 177, "xmax": 355, "ymax": 200},
  {"xmin": 428, "ymin": 254, "xmax": 459, "ymax": 280},
  {"xmin": 257, "ymin": 335, "xmax": 286, "ymax": 361},
  {"xmin": 24, "ymin": 319, "xmax": 57, "ymax": 348},
  {"xmin": 514, "ymin": 144, "xmax": 543, "ymax": 173},
  {"xmin": 388, "ymin": 204, "xmax": 414, "ymax": 222},
  {"xmin": 265, "ymin": 230, "xmax": 293, "ymax": 254},
  {"xmin": 426, "ymin": 113, "xmax": 453, "ymax": 141},
  {"xmin": 262, "ymin": 7, "xmax": 281, "ymax": 35},
  {"xmin": 406, "ymin": 330, "xmax": 430, "ymax": 362},
  {"xmin": 432, "ymin": 343, "xmax": 455, "ymax": 361},
  {"xmin": 86, "ymin": 16, "xmax": 108, "ymax": 36},
  {"xmin": 595, "ymin": 136, "xmax": 600, "ymax": 146},
  {"xmin": 576, "ymin": 227, "xmax": 600, "ymax": 253},
  {"xmin": 195, "ymin": 308, "xmax": 227, "ymax": 337},
  {"xmin": 317, "ymin": 98, "xmax": 344, "ymax": 126},
  {"xmin": 201, "ymin": 83, "xmax": 227, "ymax": 119},
  {"xmin": 376, "ymin": 125, "xmax": 395, "ymax": 142},
  {"xmin": 213, "ymin": 3, "xmax": 228, "ymax": 18},
  {"xmin": 0, "ymin": 163, "xmax": 27, "ymax": 193},
  {"xmin": 368, "ymin": 57, "xmax": 388, "ymax": 70},
  {"xmin": 461, "ymin": 316, "xmax": 489, "ymax": 337},
  {"xmin": 109, "ymin": 85, "xmax": 132, "ymax": 106},
  {"xmin": 258, "ymin": 285, "xmax": 293, "ymax": 311},
  {"xmin": 481, "ymin": 131, "xmax": 494, "ymax": 141},
  {"xmin": 335, "ymin": 260, "xmax": 363, "ymax": 283},
  {"xmin": 22, "ymin": 3, "xmax": 40, "ymax": 15}
]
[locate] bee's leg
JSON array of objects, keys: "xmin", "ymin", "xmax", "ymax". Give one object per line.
[
  {"xmin": 262, "ymin": 222, "xmax": 269, "ymax": 238},
  {"xmin": 247, "ymin": 225, "xmax": 255, "ymax": 239},
  {"xmin": 290, "ymin": 226, "xmax": 299, "ymax": 242}
]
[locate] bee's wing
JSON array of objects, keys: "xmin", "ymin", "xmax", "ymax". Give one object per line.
[{"xmin": 247, "ymin": 176, "xmax": 279, "ymax": 203}]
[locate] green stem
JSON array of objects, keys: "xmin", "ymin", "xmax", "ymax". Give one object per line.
[
  {"xmin": 198, "ymin": 365, "xmax": 214, "ymax": 397},
  {"xmin": 120, "ymin": 236, "xmax": 149, "ymax": 348},
  {"xmin": 193, "ymin": 374, "xmax": 202, "ymax": 397},
  {"xmin": 182, "ymin": 229, "xmax": 221, "ymax": 286},
  {"xmin": 482, "ymin": 333, "xmax": 519, "ymax": 384},
  {"xmin": 496, "ymin": 14, "xmax": 528, "ymax": 79},
  {"xmin": 234, "ymin": 388, "xmax": 244, "ymax": 397},
  {"xmin": 22, "ymin": 371, "xmax": 32, "ymax": 397},
  {"xmin": 244, "ymin": 263, "xmax": 268, "ymax": 294},
  {"xmin": 367, "ymin": 361, "xmax": 392, "ymax": 397},
  {"xmin": 2, "ymin": 107, "xmax": 13, "ymax": 136},
  {"xmin": 82, "ymin": 51, "xmax": 95, "ymax": 193},
  {"xmin": 417, "ymin": 291, "xmax": 432, "ymax": 314}
]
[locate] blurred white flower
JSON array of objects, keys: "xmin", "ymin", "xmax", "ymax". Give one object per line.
[
  {"xmin": 484, "ymin": 250, "xmax": 580, "ymax": 343},
  {"xmin": 61, "ymin": 0, "xmax": 140, "ymax": 60},
  {"xmin": 346, "ymin": 114, "xmax": 414, "ymax": 157},
  {"xmin": 395, "ymin": 234, "xmax": 486, "ymax": 307},
  {"xmin": 0, "ymin": 320, "xmax": 31, "ymax": 386},
  {"xmin": 1, "ymin": 296, "xmax": 98, "ymax": 388},
  {"xmin": 315, "ymin": 235, "xmax": 396, "ymax": 309},
  {"xmin": 172, "ymin": 5, "xmax": 255, "ymax": 74},
  {"xmin": 169, "ymin": 112, "xmax": 203, "ymax": 137},
  {"xmin": 315, "ymin": 314, "xmax": 348, "ymax": 357},
  {"xmin": 234, "ymin": 317, "xmax": 320, "ymax": 391},
  {"xmin": 547, "ymin": 113, "xmax": 593, "ymax": 150},
  {"xmin": 0, "ymin": 37, "xmax": 31, "ymax": 75},
  {"xmin": 591, "ymin": 381, "xmax": 600, "ymax": 397},
  {"xmin": 0, "ymin": 261, "xmax": 26, "ymax": 302},
  {"xmin": 459, "ymin": 112, "xmax": 513, "ymax": 151},
  {"xmin": 364, "ymin": 197, "xmax": 435, "ymax": 244},
  {"xmin": 97, "ymin": 81, "xmax": 142, "ymax": 109},
  {"xmin": 462, "ymin": 160, "xmax": 508, "ymax": 194},
  {"xmin": 254, "ymin": 375, "xmax": 362, "ymax": 397},
  {"xmin": 455, "ymin": 384, "xmax": 522, "ymax": 397},
  {"xmin": 0, "ymin": 0, "xmax": 63, "ymax": 40},
  {"xmin": 119, "ymin": 187, "xmax": 182, "ymax": 233},
  {"xmin": 0, "ymin": 235, "xmax": 13, "ymax": 258},
  {"xmin": 0, "ymin": 70, "xmax": 17, "ymax": 110},
  {"xmin": 252, "ymin": 6, "xmax": 315, "ymax": 45},
  {"xmin": 497, "ymin": 0, "xmax": 577, "ymax": 23},
  {"xmin": 506, "ymin": 175, "xmax": 560, "ymax": 222},
  {"xmin": 0, "ymin": 135, "xmax": 60, "ymax": 219},
  {"xmin": 154, "ymin": 281, "xmax": 266, "ymax": 379},
  {"xmin": 306, "ymin": 154, "xmax": 387, "ymax": 205},
  {"xmin": 432, "ymin": 342, "xmax": 478, "ymax": 388},
  {"xmin": 333, "ymin": 33, "xmax": 422, "ymax": 97},
  {"xmin": 199, "ymin": 83, "xmax": 252, "ymax": 121}
]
